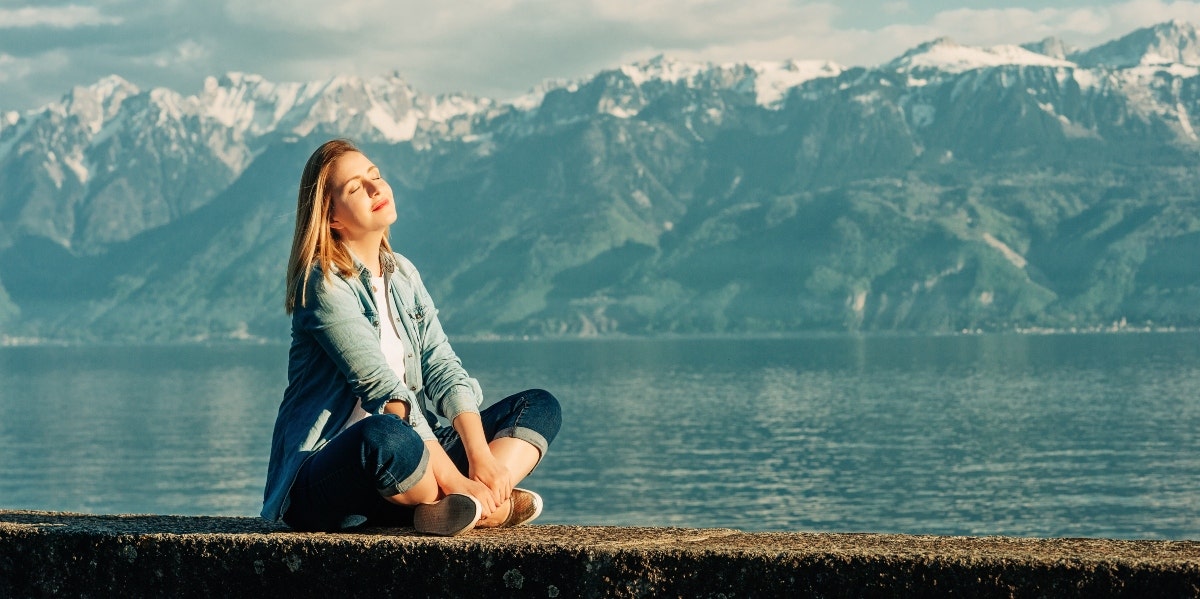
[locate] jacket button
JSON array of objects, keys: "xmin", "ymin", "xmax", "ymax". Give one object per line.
[{"xmin": 409, "ymin": 385, "xmax": 417, "ymax": 391}]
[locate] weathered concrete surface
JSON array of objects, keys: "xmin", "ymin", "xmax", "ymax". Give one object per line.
[{"xmin": 1, "ymin": 510, "xmax": 1198, "ymax": 598}]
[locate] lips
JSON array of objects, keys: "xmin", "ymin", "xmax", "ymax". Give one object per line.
[{"xmin": 370, "ymin": 198, "xmax": 391, "ymax": 212}]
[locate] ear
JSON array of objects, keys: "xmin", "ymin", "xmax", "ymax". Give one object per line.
[{"xmin": 327, "ymin": 199, "xmax": 344, "ymax": 230}]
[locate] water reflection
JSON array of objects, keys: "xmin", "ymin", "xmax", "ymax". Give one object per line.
[
  {"xmin": 0, "ymin": 345, "xmax": 283, "ymax": 515},
  {"xmin": 1, "ymin": 333, "xmax": 1198, "ymax": 539}
]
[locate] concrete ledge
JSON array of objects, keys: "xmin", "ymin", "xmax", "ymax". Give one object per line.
[{"xmin": 2, "ymin": 510, "xmax": 1198, "ymax": 598}]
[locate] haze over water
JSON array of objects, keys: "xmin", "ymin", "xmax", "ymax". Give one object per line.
[{"xmin": 1, "ymin": 333, "xmax": 1197, "ymax": 539}]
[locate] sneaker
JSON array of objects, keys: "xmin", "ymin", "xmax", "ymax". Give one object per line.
[
  {"xmin": 413, "ymin": 493, "xmax": 482, "ymax": 536},
  {"xmin": 501, "ymin": 488, "xmax": 543, "ymax": 527}
]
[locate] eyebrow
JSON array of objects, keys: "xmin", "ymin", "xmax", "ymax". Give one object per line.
[{"xmin": 340, "ymin": 165, "xmax": 380, "ymax": 190}]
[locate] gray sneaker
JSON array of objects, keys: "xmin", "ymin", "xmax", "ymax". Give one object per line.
[{"xmin": 414, "ymin": 493, "xmax": 482, "ymax": 536}]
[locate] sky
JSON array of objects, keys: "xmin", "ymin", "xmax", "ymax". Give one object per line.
[{"xmin": 2, "ymin": 0, "xmax": 1200, "ymax": 110}]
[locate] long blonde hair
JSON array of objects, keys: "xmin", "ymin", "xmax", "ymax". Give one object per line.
[{"xmin": 285, "ymin": 139, "xmax": 392, "ymax": 313}]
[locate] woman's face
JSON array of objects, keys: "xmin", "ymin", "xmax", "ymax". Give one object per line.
[{"xmin": 327, "ymin": 151, "xmax": 397, "ymax": 240}]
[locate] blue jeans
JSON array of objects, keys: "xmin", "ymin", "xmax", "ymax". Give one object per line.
[{"xmin": 282, "ymin": 389, "xmax": 561, "ymax": 532}]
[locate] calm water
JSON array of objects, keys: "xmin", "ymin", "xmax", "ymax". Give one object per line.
[{"xmin": 1, "ymin": 333, "xmax": 1198, "ymax": 539}]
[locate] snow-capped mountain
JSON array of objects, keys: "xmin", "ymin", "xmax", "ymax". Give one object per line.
[
  {"xmin": 0, "ymin": 71, "xmax": 512, "ymax": 251},
  {"xmin": 0, "ymin": 53, "xmax": 852, "ymax": 253},
  {"xmin": 1020, "ymin": 37, "xmax": 1077, "ymax": 60},
  {"xmin": 1072, "ymin": 20, "xmax": 1200, "ymax": 68},
  {"xmin": 3, "ymin": 21, "xmax": 1200, "ymax": 343},
  {"xmin": 886, "ymin": 37, "xmax": 1074, "ymax": 75}
]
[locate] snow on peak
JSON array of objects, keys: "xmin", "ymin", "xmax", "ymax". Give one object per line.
[
  {"xmin": 506, "ymin": 78, "xmax": 574, "ymax": 111},
  {"xmin": 1021, "ymin": 37, "xmax": 1076, "ymax": 60},
  {"xmin": 600, "ymin": 55, "xmax": 845, "ymax": 109},
  {"xmin": 60, "ymin": 75, "xmax": 139, "ymax": 134},
  {"xmin": 890, "ymin": 37, "xmax": 1076, "ymax": 74},
  {"xmin": 618, "ymin": 55, "xmax": 710, "ymax": 86},
  {"xmin": 1072, "ymin": 20, "xmax": 1200, "ymax": 68},
  {"xmin": 190, "ymin": 71, "xmax": 484, "ymax": 143},
  {"xmin": 747, "ymin": 59, "xmax": 844, "ymax": 106},
  {"xmin": 86, "ymin": 75, "xmax": 139, "ymax": 99},
  {"xmin": 419, "ymin": 92, "xmax": 494, "ymax": 124}
]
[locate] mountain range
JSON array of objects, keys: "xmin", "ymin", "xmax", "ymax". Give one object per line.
[{"xmin": 2, "ymin": 21, "xmax": 1200, "ymax": 343}]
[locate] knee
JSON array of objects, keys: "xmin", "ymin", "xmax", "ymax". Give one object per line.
[
  {"xmin": 524, "ymin": 388, "xmax": 562, "ymax": 440},
  {"xmin": 358, "ymin": 415, "xmax": 425, "ymax": 468}
]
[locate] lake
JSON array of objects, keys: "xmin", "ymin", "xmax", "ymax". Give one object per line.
[{"xmin": 1, "ymin": 333, "xmax": 1198, "ymax": 539}]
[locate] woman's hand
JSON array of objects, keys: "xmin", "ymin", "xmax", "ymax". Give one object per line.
[
  {"xmin": 451, "ymin": 411, "xmax": 513, "ymax": 507},
  {"xmin": 469, "ymin": 452, "xmax": 513, "ymax": 507},
  {"xmin": 425, "ymin": 440, "xmax": 500, "ymax": 520},
  {"xmin": 440, "ymin": 472, "xmax": 500, "ymax": 520}
]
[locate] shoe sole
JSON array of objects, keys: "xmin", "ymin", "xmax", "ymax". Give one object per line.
[{"xmin": 414, "ymin": 493, "xmax": 482, "ymax": 536}]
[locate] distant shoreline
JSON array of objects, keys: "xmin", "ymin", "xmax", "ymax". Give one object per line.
[{"xmin": 4, "ymin": 325, "xmax": 1198, "ymax": 348}]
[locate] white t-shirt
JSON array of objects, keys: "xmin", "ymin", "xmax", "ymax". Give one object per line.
[{"xmin": 339, "ymin": 275, "xmax": 409, "ymax": 433}]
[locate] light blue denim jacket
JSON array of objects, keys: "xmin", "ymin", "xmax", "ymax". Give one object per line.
[{"xmin": 262, "ymin": 251, "xmax": 482, "ymax": 522}]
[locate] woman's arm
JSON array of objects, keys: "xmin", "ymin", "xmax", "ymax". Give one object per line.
[
  {"xmin": 424, "ymin": 439, "xmax": 501, "ymax": 518},
  {"xmin": 413, "ymin": 287, "xmax": 513, "ymax": 502},
  {"xmin": 397, "ymin": 258, "xmax": 505, "ymax": 489},
  {"xmin": 300, "ymin": 268, "xmax": 440, "ymax": 440},
  {"xmin": 400, "ymin": 258, "xmax": 482, "ymax": 425},
  {"xmin": 382, "ymin": 387, "xmax": 498, "ymax": 517},
  {"xmin": 299, "ymin": 269, "xmax": 413, "ymax": 414},
  {"xmin": 453, "ymin": 411, "xmax": 513, "ymax": 506}
]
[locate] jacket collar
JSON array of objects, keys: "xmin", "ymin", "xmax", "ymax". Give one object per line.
[{"xmin": 345, "ymin": 246, "xmax": 395, "ymax": 279}]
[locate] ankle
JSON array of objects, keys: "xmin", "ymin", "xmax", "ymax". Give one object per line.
[{"xmin": 476, "ymin": 499, "xmax": 512, "ymax": 528}]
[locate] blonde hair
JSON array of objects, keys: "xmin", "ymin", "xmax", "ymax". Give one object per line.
[{"xmin": 285, "ymin": 139, "xmax": 392, "ymax": 313}]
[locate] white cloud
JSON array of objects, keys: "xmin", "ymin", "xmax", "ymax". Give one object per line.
[
  {"xmin": 1109, "ymin": 0, "xmax": 1200, "ymax": 24},
  {"xmin": 0, "ymin": 5, "xmax": 121, "ymax": 28},
  {"xmin": 222, "ymin": 0, "xmax": 839, "ymax": 46},
  {"xmin": 223, "ymin": 0, "xmax": 387, "ymax": 32},
  {"xmin": 0, "ymin": 50, "xmax": 69, "ymax": 83},
  {"xmin": 587, "ymin": 0, "xmax": 838, "ymax": 37},
  {"xmin": 0, "ymin": 54, "xmax": 31, "ymax": 83},
  {"xmin": 8, "ymin": 0, "xmax": 1200, "ymax": 110},
  {"xmin": 221, "ymin": 0, "xmax": 534, "ymax": 35},
  {"xmin": 175, "ymin": 1, "xmax": 1200, "ymax": 102},
  {"xmin": 831, "ymin": 1, "xmax": 1200, "ymax": 67},
  {"xmin": 139, "ymin": 40, "xmax": 210, "ymax": 69}
]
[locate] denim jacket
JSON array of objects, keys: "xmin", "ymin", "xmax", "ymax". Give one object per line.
[{"xmin": 262, "ymin": 251, "xmax": 482, "ymax": 521}]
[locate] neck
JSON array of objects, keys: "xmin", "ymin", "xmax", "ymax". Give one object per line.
[{"xmin": 342, "ymin": 234, "xmax": 384, "ymax": 277}]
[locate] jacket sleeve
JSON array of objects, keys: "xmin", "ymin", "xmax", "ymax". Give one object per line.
[
  {"xmin": 401, "ymin": 257, "xmax": 483, "ymax": 423},
  {"xmin": 295, "ymin": 268, "xmax": 417, "ymax": 417}
]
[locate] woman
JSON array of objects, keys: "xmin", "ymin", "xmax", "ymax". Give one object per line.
[{"xmin": 262, "ymin": 139, "xmax": 561, "ymax": 535}]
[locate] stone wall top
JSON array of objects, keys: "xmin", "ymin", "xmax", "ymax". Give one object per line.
[{"xmin": 2, "ymin": 510, "xmax": 1198, "ymax": 597}]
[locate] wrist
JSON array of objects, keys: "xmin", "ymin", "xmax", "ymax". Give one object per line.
[
  {"xmin": 465, "ymin": 440, "xmax": 494, "ymax": 463},
  {"xmin": 383, "ymin": 398, "xmax": 410, "ymax": 419}
]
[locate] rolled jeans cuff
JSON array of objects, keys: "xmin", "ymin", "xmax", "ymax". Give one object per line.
[
  {"xmin": 379, "ymin": 445, "xmax": 430, "ymax": 497},
  {"xmin": 495, "ymin": 426, "xmax": 550, "ymax": 459}
]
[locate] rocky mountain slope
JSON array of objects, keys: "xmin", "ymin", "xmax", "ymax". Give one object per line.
[{"xmin": 2, "ymin": 21, "xmax": 1199, "ymax": 343}]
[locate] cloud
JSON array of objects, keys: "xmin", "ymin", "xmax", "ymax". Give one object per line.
[
  {"xmin": 1109, "ymin": 0, "xmax": 1200, "ymax": 24},
  {"xmin": 7, "ymin": 0, "xmax": 1200, "ymax": 111},
  {"xmin": 832, "ymin": 1, "xmax": 1200, "ymax": 67},
  {"xmin": 0, "ymin": 4, "xmax": 121, "ymax": 28},
  {"xmin": 213, "ymin": 0, "xmax": 847, "ymax": 97},
  {"xmin": 221, "ymin": 0, "xmax": 537, "ymax": 35},
  {"xmin": 0, "ymin": 53, "xmax": 34, "ymax": 83},
  {"xmin": 135, "ymin": 40, "xmax": 211, "ymax": 69}
]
